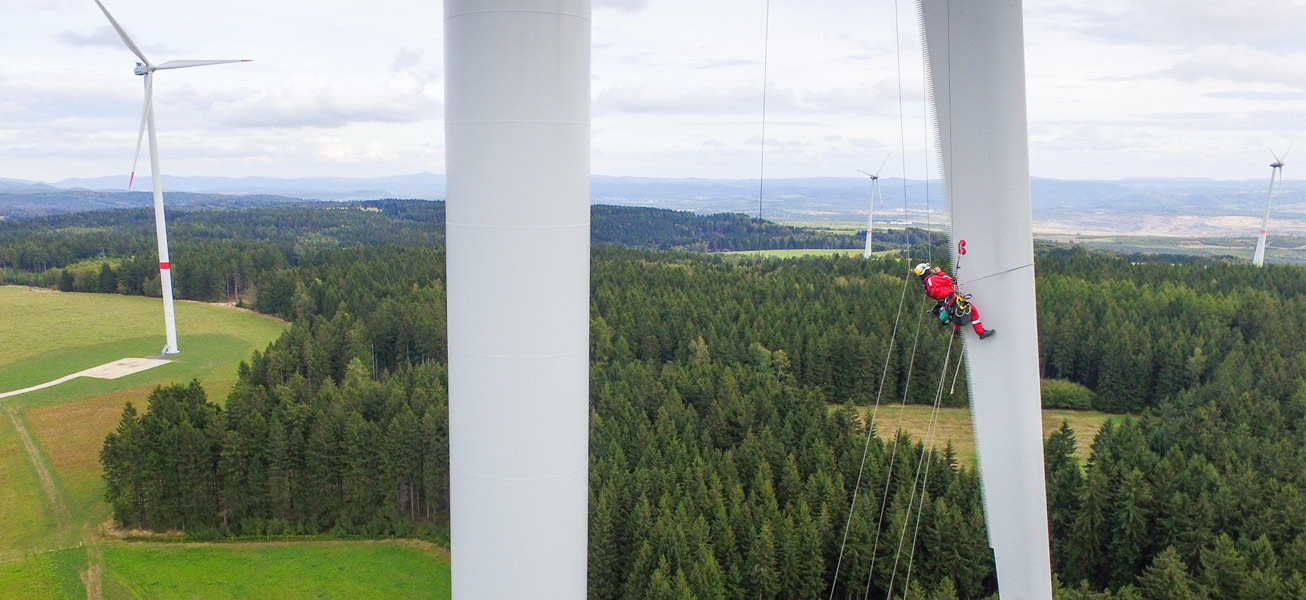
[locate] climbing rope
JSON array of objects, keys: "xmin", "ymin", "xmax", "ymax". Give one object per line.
[
  {"xmin": 886, "ymin": 332, "xmax": 956, "ymax": 598},
  {"xmin": 884, "ymin": 2, "xmax": 961, "ymax": 595},
  {"xmin": 756, "ymin": 0, "xmax": 770, "ymax": 254},
  {"xmin": 949, "ymin": 348, "xmax": 964, "ymax": 395},
  {"xmin": 829, "ymin": 0, "xmax": 953, "ymax": 595},
  {"xmin": 828, "ymin": 0, "xmax": 942, "ymax": 591},
  {"xmin": 827, "ymin": 261, "xmax": 922, "ymax": 599},
  {"xmin": 859, "ymin": 300, "xmax": 929, "ymax": 599}
]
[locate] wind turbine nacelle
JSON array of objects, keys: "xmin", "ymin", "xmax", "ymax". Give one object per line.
[{"xmin": 134, "ymin": 63, "xmax": 149, "ymax": 76}]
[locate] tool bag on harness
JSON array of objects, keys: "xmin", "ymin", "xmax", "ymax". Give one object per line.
[{"xmin": 947, "ymin": 294, "xmax": 973, "ymax": 326}]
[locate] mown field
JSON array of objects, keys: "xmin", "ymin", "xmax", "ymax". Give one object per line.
[
  {"xmin": 850, "ymin": 403, "xmax": 1120, "ymax": 465},
  {"xmin": 0, "ymin": 286, "xmax": 452, "ymax": 599}
]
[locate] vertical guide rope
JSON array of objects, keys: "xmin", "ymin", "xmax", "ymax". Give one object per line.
[
  {"xmin": 861, "ymin": 306, "xmax": 928, "ymax": 599},
  {"xmin": 826, "ymin": 267, "xmax": 922, "ymax": 599},
  {"xmin": 888, "ymin": 1, "xmax": 960, "ymax": 596},
  {"xmin": 890, "ymin": 334, "xmax": 956, "ymax": 598},
  {"xmin": 756, "ymin": 0, "xmax": 771, "ymax": 254},
  {"xmin": 829, "ymin": 0, "xmax": 941, "ymax": 596}
]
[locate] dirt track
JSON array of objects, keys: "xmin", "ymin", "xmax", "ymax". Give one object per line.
[{"xmin": 6, "ymin": 408, "xmax": 68, "ymax": 519}]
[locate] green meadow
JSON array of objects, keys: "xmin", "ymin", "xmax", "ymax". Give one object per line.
[
  {"xmin": 0, "ymin": 286, "xmax": 284, "ymax": 399},
  {"xmin": 100, "ymin": 542, "xmax": 451, "ymax": 600},
  {"xmin": 0, "ymin": 286, "xmax": 451, "ymax": 598},
  {"xmin": 725, "ymin": 248, "xmax": 872, "ymax": 258}
]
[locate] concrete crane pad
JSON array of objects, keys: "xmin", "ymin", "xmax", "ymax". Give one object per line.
[{"xmin": 78, "ymin": 358, "xmax": 170, "ymax": 380}]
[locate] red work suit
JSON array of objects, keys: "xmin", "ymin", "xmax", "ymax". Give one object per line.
[{"xmin": 922, "ymin": 270, "xmax": 987, "ymax": 335}]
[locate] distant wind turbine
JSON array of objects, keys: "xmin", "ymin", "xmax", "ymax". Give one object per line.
[
  {"xmin": 93, "ymin": 0, "xmax": 249, "ymax": 355},
  {"xmin": 857, "ymin": 153, "xmax": 890, "ymax": 258},
  {"xmin": 1252, "ymin": 143, "xmax": 1291, "ymax": 267}
]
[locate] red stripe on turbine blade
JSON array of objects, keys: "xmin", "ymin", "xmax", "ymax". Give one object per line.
[
  {"xmin": 129, "ymin": 172, "xmax": 135, "ymax": 190},
  {"xmin": 1261, "ymin": 230, "xmax": 1267, "ymax": 234},
  {"xmin": 159, "ymin": 262, "xmax": 170, "ymax": 270}
]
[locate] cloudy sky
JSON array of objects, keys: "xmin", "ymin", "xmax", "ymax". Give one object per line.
[{"xmin": 2, "ymin": 0, "xmax": 1303, "ymax": 184}]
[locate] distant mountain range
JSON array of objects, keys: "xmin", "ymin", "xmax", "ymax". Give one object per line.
[{"xmin": 2, "ymin": 173, "xmax": 1303, "ymax": 237}]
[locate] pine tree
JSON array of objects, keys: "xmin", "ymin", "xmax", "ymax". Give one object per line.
[
  {"xmin": 101, "ymin": 401, "xmax": 145, "ymax": 528},
  {"xmin": 1137, "ymin": 546, "xmax": 1206, "ymax": 600},
  {"xmin": 747, "ymin": 521, "xmax": 780, "ymax": 599},
  {"xmin": 1045, "ymin": 421, "xmax": 1083, "ymax": 574},
  {"xmin": 1107, "ymin": 468, "xmax": 1151, "ymax": 588},
  {"xmin": 1199, "ymin": 534, "xmax": 1248, "ymax": 599},
  {"xmin": 688, "ymin": 542, "xmax": 727, "ymax": 600}
]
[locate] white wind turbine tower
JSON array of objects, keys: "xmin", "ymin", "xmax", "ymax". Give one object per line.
[
  {"xmin": 856, "ymin": 153, "xmax": 890, "ymax": 258},
  {"xmin": 1252, "ymin": 143, "xmax": 1291, "ymax": 267},
  {"xmin": 93, "ymin": 0, "xmax": 249, "ymax": 355}
]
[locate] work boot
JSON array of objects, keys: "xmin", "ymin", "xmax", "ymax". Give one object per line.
[
  {"xmin": 953, "ymin": 328, "xmax": 962, "ymax": 337},
  {"xmin": 978, "ymin": 329, "xmax": 996, "ymax": 340}
]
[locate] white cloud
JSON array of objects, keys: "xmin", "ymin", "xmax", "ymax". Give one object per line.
[
  {"xmin": 53, "ymin": 25, "xmax": 122, "ymax": 49},
  {"xmin": 594, "ymin": 0, "xmax": 649, "ymax": 13},
  {"xmin": 1038, "ymin": 0, "xmax": 1306, "ymax": 52},
  {"xmin": 594, "ymin": 83, "xmax": 772, "ymax": 116},
  {"xmin": 209, "ymin": 74, "xmax": 441, "ymax": 129},
  {"xmin": 3, "ymin": 0, "xmax": 1302, "ymax": 182},
  {"xmin": 1168, "ymin": 44, "xmax": 1306, "ymax": 89},
  {"xmin": 389, "ymin": 47, "xmax": 442, "ymax": 94},
  {"xmin": 312, "ymin": 137, "xmax": 402, "ymax": 164}
]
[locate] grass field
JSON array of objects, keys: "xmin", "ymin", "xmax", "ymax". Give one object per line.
[
  {"xmin": 0, "ymin": 286, "xmax": 457, "ymax": 600},
  {"xmin": 853, "ymin": 403, "xmax": 1121, "ymax": 465},
  {"xmin": 0, "ymin": 286, "xmax": 285, "ymax": 400},
  {"xmin": 0, "ymin": 410, "xmax": 59, "ymax": 565},
  {"xmin": 100, "ymin": 542, "xmax": 451, "ymax": 600},
  {"xmin": 0, "ymin": 549, "xmax": 85, "ymax": 600},
  {"xmin": 25, "ymin": 392, "xmax": 147, "ymax": 540},
  {"xmin": 0, "ymin": 286, "xmax": 286, "ymax": 597},
  {"xmin": 725, "ymin": 248, "xmax": 888, "ymax": 258}
]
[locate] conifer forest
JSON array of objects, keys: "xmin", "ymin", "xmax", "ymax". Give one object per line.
[{"xmin": 2, "ymin": 200, "xmax": 1303, "ymax": 598}]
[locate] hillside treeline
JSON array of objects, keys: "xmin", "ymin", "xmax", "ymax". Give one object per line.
[
  {"xmin": 0, "ymin": 201, "xmax": 887, "ymax": 294},
  {"xmin": 591, "ymin": 205, "xmax": 901, "ymax": 251},
  {"xmin": 1036, "ymin": 247, "xmax": 1305, "ymax": 413},
  {"xmin": 92, "ymin": 235, "xmax": 1306, "ymax": 598},
  {"xmin": 0, "ymin": 189, "xmax": 298, "ymax": 219}
]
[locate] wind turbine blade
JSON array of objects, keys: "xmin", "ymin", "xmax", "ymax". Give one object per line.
[
  {"xmin": 855, "ymin": 169, "xmax": 873, "ymax": 178},
  {"xmin": 874, "ymin": 152, "xmax": 891, "ymax": 177},
  {"xmin": 1282, "ymin": 140, "xmax": 1293, "ymax": 163},
  {"xmin": 153, "ymin": 59, "xmax": 252, "ymax": 70},
  {"xmin": 1270, "ymin": 148, "xmax": 1283, "ymax": 165},
  {"xmin": 92, "ymin": 0, "xmax": 151, "ymax": 66},
  {"xmin": 129, "ymin": 72, "xmax": 153, "ymax": 190}
]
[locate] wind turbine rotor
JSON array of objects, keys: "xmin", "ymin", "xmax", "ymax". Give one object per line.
[
  {"xmin": 873, "ymin": 174, "xmax": 885, "ymax": 211},
  {"xmin": 874, "ymin": 152, "xmax": 890, "ymax": 177},
  {"xmin": 129, "ymin": 72, "xmax": 153, "ymax": 189},
  {"xmin": 154, "ymin": 59, "xmax": 252, "ymax": 71},
  {"xmin": 93, "ymin": 0, "xmax": 151, "ymax": 67},
  {"xmin": 1271, "ymin": 141, "xmax": 1294, "ymax": 169},
  {"xmin": 873, "ymin": 152, "xmax": 890, "ymax": 211}
]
